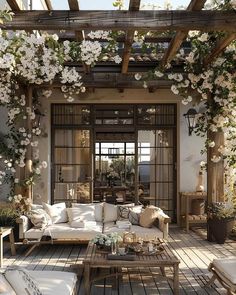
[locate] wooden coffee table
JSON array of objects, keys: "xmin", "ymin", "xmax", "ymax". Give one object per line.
[
  {"xmin": 83, "ymin": 242, "xmax": 180, "ymax": 295},
  {"xmin": 0, "ymin": 227, "xmax": 16, "ymax": 267}
]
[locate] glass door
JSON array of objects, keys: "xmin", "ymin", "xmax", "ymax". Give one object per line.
[{"xmin": 94, "ymin": 142, "xmax": 135, "ymax": 202}]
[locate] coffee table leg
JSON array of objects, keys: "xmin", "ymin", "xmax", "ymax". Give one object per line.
[
  {"xmin": 173, "ymin": 264, "xmax": 179, "ymax": 295},
  {"xmin": 84, "ymin": 264, "xmax": 90, "ymax": 295}
]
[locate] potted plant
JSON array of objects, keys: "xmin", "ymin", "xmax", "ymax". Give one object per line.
[
  {"xmin": 0, "ymin": 206, "xmax": 20, "ymax": 241},
  {"xmin": 207, "ymin": 202, "xmax": 235, "ymax": 244}
]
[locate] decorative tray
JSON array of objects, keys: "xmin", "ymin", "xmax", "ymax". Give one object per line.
[{"xmin": 128, "ymin": 243, "xmax": 165, "ymax": 256}]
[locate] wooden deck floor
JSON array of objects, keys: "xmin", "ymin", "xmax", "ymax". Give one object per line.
[{"xmin": 2, "ymin": 226, "xmax": 236, "ymax": 295}]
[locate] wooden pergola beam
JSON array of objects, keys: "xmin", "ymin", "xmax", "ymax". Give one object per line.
[
  {"xmin": 204, "ymin": 33, "xmax": 236, "ymax": 66},
  {"xmin": 6, "ymin": 0, "xmax": 22, "ymax": 11},
  {"xmin": 44, "ymin": 0, "xmax": 53, "ymax": 11},
  {"xmin": 121, "ymin": 0, "xmax": 141, "ymax": 74},
  {"xmin": 161, "ymin": 0, "xmax": 206, "ymax": 67},
  {"xmin": 68, "ymin": 0, "xmax": 79, "ymax": 10},
  {"xmin": 1, "ymin": 11, "xmax": 236, "ymax": 31}
]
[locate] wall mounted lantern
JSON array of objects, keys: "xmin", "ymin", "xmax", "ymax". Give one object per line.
[{"xmin": 183, "ymin": 108, "xmax": 198, "ymax": 136}]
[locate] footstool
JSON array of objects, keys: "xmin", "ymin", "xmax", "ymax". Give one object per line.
[{"xmin": 207, "ymin": 257, "xmax": 236, "ymax": 295}]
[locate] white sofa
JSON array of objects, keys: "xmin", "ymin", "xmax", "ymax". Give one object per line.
[
  {"xmin": 16, "ymin": 202, "xmax": 170, "ymax": 250},
  {"xmin": 0, "ymin": 269, "xmax": 77, "ymax": 295}
]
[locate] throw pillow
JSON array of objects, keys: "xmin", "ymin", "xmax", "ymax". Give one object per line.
[
  {"xmin": 104, "ymin": 203, "xmax": 117, "ymax": 223},
  {"xmin": 0, "ymin": 273, "xmax": 16, "ymax": 295},
  {"xmin": 69, "ymin": 204, "xmax": 96, "ymax": 221},
  {"xmin": 72, "ymin": 203, "xmax": 103, "ymax": 222},
  {"xmin": 5, "ymin": 268, "xmax": 42, "ymax": 295},
  {"xmin": 42, "ymin": 202, "xmax": 68, "ymax": 224},
  {"xmin": 26, "ymin": 208, "xmax": 52, "ymax": 229},
  {"xmin": 139, "ymin": 206, "xmax": 160, "ymax": 228},
  {"xmin": 117, "ymin": 203, "xmax": 135, "ymax": 220},
  {"xmin": 128, "ymin": 205, "xmax": 143, "ymax": 225}
]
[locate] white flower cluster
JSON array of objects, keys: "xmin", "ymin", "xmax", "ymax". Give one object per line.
[
  {"xmin": 80, "ymin": 40, "xmax": 102, "ymax": 65},
  {"xmin": 91, "ymin": 233, "xmax": 123, "ymax": 246},
  {"xmin": 88, "ymin": 30, "xmax": 112, "ymax": 40}
]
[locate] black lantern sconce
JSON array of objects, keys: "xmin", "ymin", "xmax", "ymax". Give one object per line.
[
  {"xmin": 183, "ymin": 108, "xmax": 198, "ymax": 136},
  {"xmin": 34, "ymin": 109, "xmax": 45, "ymax": 128}
]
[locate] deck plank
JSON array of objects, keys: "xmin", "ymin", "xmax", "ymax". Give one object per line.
[{"xmin": 2, "ymin": 226, "xmax": 235, "ymax": 295}]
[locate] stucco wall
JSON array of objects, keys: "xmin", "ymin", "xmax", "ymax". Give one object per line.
[{"xmin": 0, "ymin": 88, "xmax": 206, "ymax": 202}]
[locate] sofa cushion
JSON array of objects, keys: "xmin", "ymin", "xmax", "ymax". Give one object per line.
[
  {"xmin": 43, "ymin": 202, "xmax": 68, "ymax": 224},
  {"xmin": 0, "ymin": 273, "xmax": 16, "ymax": 295},
  {"xmin": 139, "ymin": 206, "xmax": 160, "ymax": 228},
  {"xmin": 24, "ymin": 227, "xmax": 46, "ymax": 240},
  {"xmin": 104, "ymin": 222, "xmax": 163, "ymax": 240},
  {"xmin": 4, "ymin": 268, "xmax": 42, "ymax": 295},
  {"xmin": 30, "ymin": 271, "xmax": 77, "ymax": 295},
  {"xmin": 117, "ymin": 203, "xmax": 134, "ymax": 220},
  {"xmin": 26, "ymin": 208, "xmax": 52, "ymax": 229},
  {"xmin": 213, "ymin": 258, "xmax": 236, "ymax": 284},
  {"xmin": 71, "ymin": 203, "xmax": 103, "ymax": 222},
  {"xmin": 104, "ymin": 203, "xmax": 117, "ymax": 222},
  {"xmin": 128, "ymin": 205, "xmax": 143, "ymax": 225},
  {"xmin": 44, "ymin": 222, "xmax": 103, "ymax": 240}
]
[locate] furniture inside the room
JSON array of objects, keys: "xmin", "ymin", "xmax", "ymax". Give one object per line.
[
  {"xmin": 83, "ymin": 241, "xmax": 180, "ymax": 295},
  {"xmin": 179, "ymin": 191, "xmax": 207, "ymax": 232},
  {"xmin": 0, "ymin": 227, "xmax": 16, "ymax": 267},
  {"xmin": 207, "ymin": 258, "xmax": 236, "ymax": 295}
]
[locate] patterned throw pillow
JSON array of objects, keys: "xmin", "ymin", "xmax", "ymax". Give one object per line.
[
  {"xmin": 26, "ymin": 209, "xmax": 52, "ymax": 229},
  {"xmin": 117, "ymin": 204, "xmax": 135, "ymax": 220},
  {"xmin": 128, "ymin": 205, "xmax": 143, "ymax": 225},
  {"xmin": 5, "ymin": 267, "xmax": 42, "ymax": 295}
]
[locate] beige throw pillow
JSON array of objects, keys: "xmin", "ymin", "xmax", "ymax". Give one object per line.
[
  {"xmin": 26, "ymin": 209, "xmax": 52, "ymax": 229},
  {"xmin": 139, "ymin": 206, "xmax": 159, "ymax": 228},
  {"xmin": 42, "ymin": 202, "xmax": 68, "ymax": 224}
]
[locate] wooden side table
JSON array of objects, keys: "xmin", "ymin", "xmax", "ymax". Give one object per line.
[
  {"xmin": 179, "ymin": 192, "xmax": 207, "ymax": 233},
  {"xmin": 0, "ymin": 227, "xmax": 16, "ymax": 267}
]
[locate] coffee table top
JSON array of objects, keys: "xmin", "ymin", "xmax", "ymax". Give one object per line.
[{"xmin": 83, "ymin": 242, "xmax": 180, "ymax": 268}]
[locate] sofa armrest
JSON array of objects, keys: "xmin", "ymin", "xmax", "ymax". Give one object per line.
[
  {"xmin": 155, "ymin": 210, "xmax": 171, "ymax": 240},
  {"xmin": 16, "ymin": 215, "xmax": 31, "ymax": 240}
]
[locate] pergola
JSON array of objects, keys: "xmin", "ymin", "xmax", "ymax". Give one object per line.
[{"xmin": 1, "ymin": 0, "xmax": 236, "ymax": 205}]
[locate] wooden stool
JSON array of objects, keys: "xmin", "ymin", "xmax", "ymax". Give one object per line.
[{"xmin": 207, "ymin": 258, "xmax": 236, "ymax": 295}]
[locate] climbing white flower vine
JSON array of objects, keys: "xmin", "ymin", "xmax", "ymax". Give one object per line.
[{"xmin": 0, "ymin": 28, "xmax": 121, "ymax": 198}]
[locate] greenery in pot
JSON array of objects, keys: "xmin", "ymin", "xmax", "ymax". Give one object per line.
[
  {"xmin": 207, "ymin": 202, "xmax": 235, "ymax": 220},
  {"xmin": 0, "ymin": 206, "xmax": 20, "ymax": 240}
]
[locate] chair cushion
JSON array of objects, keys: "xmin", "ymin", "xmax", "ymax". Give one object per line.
[
  {"xmin": 213, "ymin": 258, "xmax": 236, "ymax": 284},
  {"xmin": 139, "ymin": 206, "xmax": 160, "ymax": 228},
  {"xmin": 0, "ymin": 273, "xmax": 16, "ymax": 295},
  {"xmin": 104, "ymin": 203, "xmax": 117, "ymax": 222},
  {"xmin": 42, "ymin": 202, "xmax": 68, "ymax": 224},
  {"xmin": 30, "ymin": 271, "xmax": 77, "ymax": 295},
  {"xmin": 4, "ymin": 268, "xmax": 42, "ymax": 295}
]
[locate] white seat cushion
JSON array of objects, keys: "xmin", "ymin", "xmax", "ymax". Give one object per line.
[
  {"xmin": 30, "ymin": 271, "xmax": 77, "ymax": 295},
  {"xmin": 213, "ymin": 258, "xmax": 236, "ymax": 284},
  {"xmin": 103, "ymin": 222, "xmax": 163, "ymax": 239},
  {"xmin": 24, "ymin": 227, "xmax": 45, "ymax": 240},
  {"xmin": 0, "ymin": 274, "xmax": 16, "ymax": 295},
  {"xmin": 45, "ymin": 222, "xmax": 103, "ymax": 240}
]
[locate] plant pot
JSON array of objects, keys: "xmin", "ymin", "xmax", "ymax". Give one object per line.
[{"xmin": 207, "ymin": 217, "xmax": 235, "ymax": 244}]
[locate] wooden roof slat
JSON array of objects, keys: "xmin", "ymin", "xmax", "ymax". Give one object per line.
[
  {"xmin": 204, "ymin": 33, "xmax": 236, "ymax": 65},
  {"xmin": 68, "ymin": 0, "xmax": 79, "ymax": 11},
  {"xmin": 122, "ymin": 0, "xmax": 141, "ymax": 74},
  {"xmin": 44, "ymin": 0, "xmax": 53, "ymax": 11},
  {"xmin": 2, "ymin": 11, "xmax": 236, "ymax": 31},
  {"xmin": 161, "ymin": 0, "xmax": 207, "ymax": 67},
  {"xmin": 7, "ymin": 0, "xmax": 22, "ymax": 11}
]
